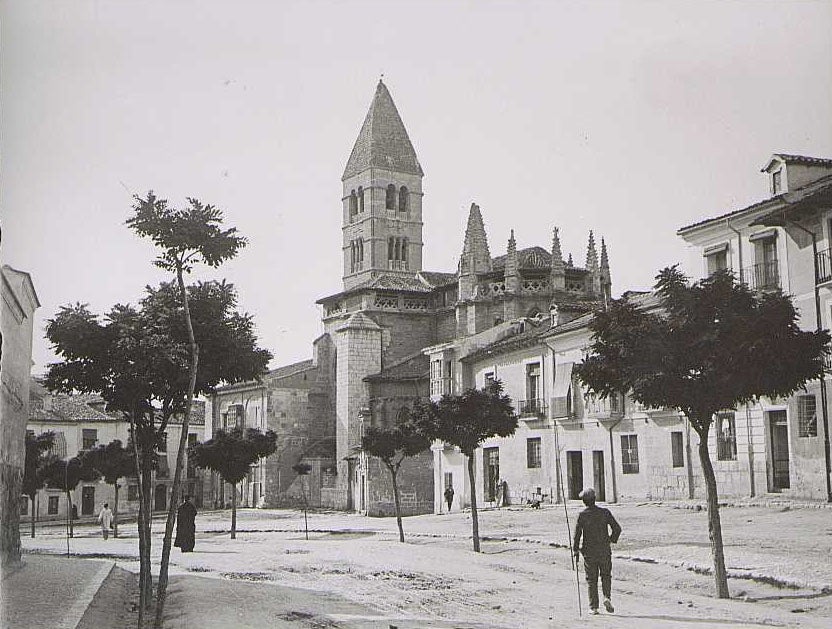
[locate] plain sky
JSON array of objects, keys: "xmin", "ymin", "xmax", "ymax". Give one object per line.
[{"xmin": 3, "ymin": 0, "xmax": 831, "ymax": 374}]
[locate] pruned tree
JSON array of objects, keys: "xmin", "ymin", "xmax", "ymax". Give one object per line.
[
  {"xmin": 22, "ymin": 432, "xmax": 57, "ymax": 538},
  {"xmin": 413, "ymin": 381, "xmax": 516, "ymax": 552},
  {"xmin": 45, "ymin": 280, "xmax": 270, "ymax": 626},
  {"xmin": 126, "ymin": 192, "xmax": 247, "ymax": 628},
  {"xmin": 574, "ymin": 266, "xmax": 829, "ymax": 598},
  {"xmin": 78, "ymin": 440, "xmax": 135, "ymax": 538},
  {"xmin": 40, "ymin": 456, "xmax": 100, "ymax": 538},
  {"xmin": 292, "ymin": 462, "xmax": 312, "ymax": 540},
  {"xmin": 361, "ymin": 409, "xmax": 432, "ymax": 542},
  {"xmin": 189, "ymin": 427, "xmax": 277, "ymax": 539}
]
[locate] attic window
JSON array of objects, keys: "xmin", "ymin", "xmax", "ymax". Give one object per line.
[{"xmin": 772, "ymin": 170, "xmax": 782, "ymax": 195}]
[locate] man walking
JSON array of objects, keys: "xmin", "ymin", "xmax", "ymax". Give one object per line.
[
  {"xmin": 572, "ymin": 487, "xmax": 621, "ymax": 615},
  {"xmin": 444, "ymin": 484, "xmax": 454, "ymax": 513},
  {"xmin": 97, "ymin": 503, "xmax": 113, "ymax": 540}
]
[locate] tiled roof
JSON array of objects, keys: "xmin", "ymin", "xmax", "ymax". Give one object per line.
[
  {"xmin": 342, "ymin": 80, "xmax": 423, "ymax": 180},
  {"xmin": 765, "ymin": 154, "xmax": 832, "ymax": 170},
  {"xmin": 365, "ymin": 352, "xmax": 429, "ymax": 382},
  {"xmin": 269, "ymin": 359, "xmax": 315, "ymax": 381},
  {"xmin": 461, "ymin": 320, "xmax": 552, "ymax": 363},
  {"xmin": 678, "ymin": 169, "xmax": 832, "ymax": 234},
  {"xmin": 418, "ymin": 271, "xmax": 458, "ymax": 288}
]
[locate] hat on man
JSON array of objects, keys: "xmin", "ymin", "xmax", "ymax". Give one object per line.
[{"xmin": 579, "ymin": 487, "xmax": 596, "ymax": 500}]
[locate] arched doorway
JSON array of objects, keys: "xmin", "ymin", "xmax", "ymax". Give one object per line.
[{"xmin": 154, "ymin": 484, "xmax": 167, "ymax": 511}]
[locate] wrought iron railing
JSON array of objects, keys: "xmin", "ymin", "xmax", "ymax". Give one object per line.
[
  {"xmin": 816, "ymin": 248, "xmax": 832, "ymax": 284},
  {"xmin": 741, "ymin": 260, "xmax": 780, "ymax": 291},
  {"xmin": 518, "ymin": 399, "xmax": 546, "ymax": 417},
  {"xmin": 550, "ymin": 397, "xmax": 575, "ymax": 420}
]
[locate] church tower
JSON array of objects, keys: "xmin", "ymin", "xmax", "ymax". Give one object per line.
[{"xmin": 341, "ymin": 80, "xmax": 424, "ymax": 290}]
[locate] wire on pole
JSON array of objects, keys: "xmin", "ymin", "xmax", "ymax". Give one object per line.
[{"xmin": 556, "ymin": 449, "xmax": 581, "ymax": 617}]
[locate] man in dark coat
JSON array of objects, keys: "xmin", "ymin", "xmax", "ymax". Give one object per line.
[
  {"xmin": 174, "ymin": 495, "xmax": 197, "ymax": 552},
  {"xmin": 444, "ymin": 485, "xmax": 454, "ymax": 513},
  {"xmin": 572, "ymin": 487, "xmax": 621, "ymax": 615}
]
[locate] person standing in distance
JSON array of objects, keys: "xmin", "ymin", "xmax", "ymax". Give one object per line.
[
  {"xmin": 174, "ymin": 495, "xmax": 197, "ymax": 552},
  {"xmin": 572, "ymin": 487, "xmax": 621, "ymax": 615},
  {"xmin": 444, "ymin": 484, "xmax": 454, "ymax": 513},
  {"xmin": 97, "ymin": 502, "xmax": 113, "ymax": 540}
]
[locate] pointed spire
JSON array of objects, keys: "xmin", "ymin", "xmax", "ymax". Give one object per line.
[
  {"xmin": 586, "ymin": 231, "xmax": 601, "ymax": 296},
  {"xmin": 600, "ymin": 237, "xmax": 609, "ymax": 272},
  {"xmin": 567, "ymin": 253, "xmax": 574, "ymax": 267},
  {"xmin": 505, "ymin": 229, "xmax": 520, "ymax": 295},
  {"xmin": 600, "ymin": 237, "xmax": 612, "ymax": 299},
  {"xmin": 343, "ymin": 81, "xmax": 423, "ymax": 180},
  {"xmin": 551, "ymin": 227, "xmax": 565, "ymax": 290},
  {"xmin": 459, "ymin": 203, "xmax": 492, "ymax": 274}
]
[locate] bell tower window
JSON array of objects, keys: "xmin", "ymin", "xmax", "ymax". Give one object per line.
[
  {"xmin": 399, "ymin": 186, "xmax": 409, "ymax": 212},
  {"xmin": 388, "ymin": 236, "xmax": 408, "ymax": 270},
  {"xmin": 386, "ymin": 184, "xmax": 396, "ymax": 210},
  {"xmin": 350, "ymin": 238, "xmax": 364, "ymax": 273},
  {"xmin": 358, "ymin": 186, "xmax": 365, "ymax": 212},
  {"xmin": 349, "ymin": 190, "xmax": 358, "ymax": 217}
]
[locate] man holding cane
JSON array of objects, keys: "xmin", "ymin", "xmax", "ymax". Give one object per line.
[{"xmin": 572, "ymin": 487, "xmax": 621, "ymax": 615}]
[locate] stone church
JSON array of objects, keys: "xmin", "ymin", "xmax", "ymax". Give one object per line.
[{"xmin": 212, "ymin": 80, "xmax": 611, "ymax": 515}]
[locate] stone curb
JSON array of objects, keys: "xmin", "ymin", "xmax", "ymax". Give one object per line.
[{"xmin": 56, "ymin": 560, "xmax": 115, "ymax": 629}]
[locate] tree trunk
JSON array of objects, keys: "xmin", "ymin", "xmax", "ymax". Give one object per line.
[
  {"xmin": 113, "ymin": 482, "xmax": 120, "ymax": 539},
  {"xmin": 467, "ymin": 454, "xmax": 480, "ymax": 552},
  {"xmin": 389, "ymin": 465, "xmax": 404, "ymax": 543},
  {"xmin": 154, "ymin": 265, "xmax": 200, "ymax": 629},
  {"xmin": 696, "ymin": 427, "xmax": 730, "ymax": 598},
  {"xmin": 30, "ymin": 496, "xmax": 36, "ymax": 538},
  {"xmin": 231, "ymin": 482, "xmax": 237, "ymax": 539},
  {"xmin": 66, "ymin": 491, "xmax": 74, "ymax": 538},
  {"xmin": 141, "ymin": 458, "xmax": 153, "ymax": 610}
]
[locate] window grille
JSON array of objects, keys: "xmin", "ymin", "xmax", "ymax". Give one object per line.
[
  {"xmin": 526, "ymin": 438, "xmax": 542, "ymax": 468},
  {"xmin": 798, "ymin": 395, "xmax": 818, "ymax": 437},
  {"xmin": 671, "ymin": 431, "xmax": 684, "ymax": 468},
  {"xmin": 621, "ymin": 435, "xmax": 639, "ymax": 474},
  {"xmin": 715, "ymin": 412, "xmax": 737, "ymax": 461}
]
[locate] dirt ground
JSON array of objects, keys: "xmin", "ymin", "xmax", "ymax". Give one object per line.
[
  {"xmin": 76, "ymin": 565, "xmax": 140, "ymax": 629},
  {"xmin": 22, "ymin": 502, "xmax": 832, "ymax": 628}
]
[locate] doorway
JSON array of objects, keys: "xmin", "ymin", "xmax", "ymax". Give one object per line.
[
  {"xmin": 154, "ymin": 484, "xmax": 167, "ymax": 511},
  {"xmin": 768, "ymin": 410, "xmax": 790, "ymax": 490},
  {"xmin": 483, "ymin": 447, "xmax": 500, "ymax": 502},
  {"xmin": 566, "ymin": 451, "xmax": 583, "ymax": 500},
  {"xmin": 81, "ymin": 486, "xmax": 95, "ymax": 515},
  {"xmin": 592, "ymin": 451, "xmax": 606, "ymax": 502}
]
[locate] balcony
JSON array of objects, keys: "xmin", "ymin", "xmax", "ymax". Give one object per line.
[
  {"xmin": 817, "ymin": 248, "xmax": 832, "ymax": 284},
  {"xmin": 388, "ymin": 260, "xmax": 408, "ymax": 271},
  {"xmin": 550, "ymin": 396, "xmax": 575, "ymax": 422},
  {"xmin": 742, "ymin": 261, "xmax": 780, "ymax": 291},
  {"xmin": 518, "ymin": 398, "xmax": 546, "ymax": 418}
]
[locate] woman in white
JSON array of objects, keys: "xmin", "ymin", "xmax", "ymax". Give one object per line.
[{"xmin": 97, "ymin": 503, "xmax": 114, "ymax": 540}]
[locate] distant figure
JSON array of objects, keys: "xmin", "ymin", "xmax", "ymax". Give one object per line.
[
  {"xmin": 444, "ymin": 485, "xmax": 455, "ymax": 513},
  {"xmin": 97, "ymin": 503, "xmax": 114, "ymax": 540},
  {"xmin": 572, "ymin": 487, "xmax": 621, "ymax": 615},
  {"xmin": 174, "ymin": 495, "xmax": 197, "ymax": 553},
  {"xmin": 500, "ymin": 479, "xmax": 509, "ymax": 507}
]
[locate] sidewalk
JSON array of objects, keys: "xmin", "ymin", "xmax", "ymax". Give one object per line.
[{"xmin": 1, "ymin": 554, "xmax": 114, "ymax": 629}]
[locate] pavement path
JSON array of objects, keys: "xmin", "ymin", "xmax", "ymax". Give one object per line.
[{"xmin": 1, "ymin": 554, "xmax": 113, "ymax": 629}]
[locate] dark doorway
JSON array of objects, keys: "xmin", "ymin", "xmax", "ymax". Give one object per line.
[
  {"xmin": 81, "ymin": 486, "xmax": 95, "ymax": 515},
  {"xmin": 768, "ymin": 410, "xmax": 790, "ymax": 490},
  {"xmin": 154, "ymin": 484, "xmax": 167, "ymax": 511},
  {"xmin": 483, "ymin": 447, "xmax": 500, "ymax": 502},
  {"xmin": 592, "ymin": 451, "xmax": 606, "ymax": 502},
  {"xmin": 566, "ymin": 451, "xmax": 583, "ymax": 500},
  {"xmin": 346, "ymin": 459, "xmax": 355, "ymax": 511}
]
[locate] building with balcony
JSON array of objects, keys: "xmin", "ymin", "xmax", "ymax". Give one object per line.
[{"xmin": 678, "ymin": 153, "xmax": 832, "ymax": 500}]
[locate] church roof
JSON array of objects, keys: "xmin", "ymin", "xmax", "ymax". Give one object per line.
[
  {"xmin": 492, "ymin": 246, "xmax": 552, "ymax": 270},
  {"xmin": 364, "ymin": 351, "xmax": 429, "ymax": 382},
  {"xmin": 342, "ymin": 81, "xmax": 423, "ymax": 180},
  {"xmin": 418, "ymin": 271, "xmax": 458, "ymax": 288}
]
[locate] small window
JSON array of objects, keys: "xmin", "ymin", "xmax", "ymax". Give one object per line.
[
  {"xmin": 772, "ymin": 170, "xmax": 782, "ymax": 195},
  {"xmin": 48, "ymin": 496, "xmax": 59, "ymax": 515},
  {"xmin": 671, "ymin": 431, "xmax": 684, "ymax": 468},
  {"xmin": 358, "ymin": 186, "xmax": 364, "ymax": 212},
  {"xmin": 128, "ymin": 484, "xmax": 139, "ymax": 501},
  {"xmin": 349, "ymin": 190, "xmax": 358, "ymax": 216},
  {"xmin": 621, "ymin": 435, "xmax": 639, "ymax": 474},
  {"xmin": 386, "ymin": 184, "xmax": 396, "ymax": 210},
  {"xmin": 527, "ymin": 438, "xmax": 542, "ymax": 468},
  {"xmin": 798, "ymin": 395, "xmax": 817, "ymax": 437},
  {"xmin": 716, "ymin": 412, "xmax": 737, "ymax": 461},
  {"xmin": 484, "ymin": 372, "xmax": 495, "ymax": 385},
  {"xmin": 82, "ymin": 429, "xmax": 97, "ymax": 450},
  {"xmin": 399, "ymin": 186, "xmax": 409, "ymax": 212},
  {"xmin": 706, "ymin": 248, "xmax": 728, "ymax": 275}
]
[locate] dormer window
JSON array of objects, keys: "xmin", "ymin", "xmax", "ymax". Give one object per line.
[{"xmin": 772, "ymin": 170, "xmax": 782, "ymax": 195}]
